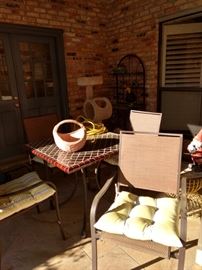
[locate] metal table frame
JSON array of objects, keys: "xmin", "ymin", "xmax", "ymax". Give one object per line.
[{"xmin": 28, "ymin": 132, "xmax": 119, "ymax": 237}]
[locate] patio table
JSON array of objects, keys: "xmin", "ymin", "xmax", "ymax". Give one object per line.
[{"xmin": 27, "ymin": 132, "xmax": 119, "ymax": 237}]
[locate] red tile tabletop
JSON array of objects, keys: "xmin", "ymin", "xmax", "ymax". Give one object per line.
[{"xmin": 28, "ymin": 132, "xmax": 119, "ymax": 174}]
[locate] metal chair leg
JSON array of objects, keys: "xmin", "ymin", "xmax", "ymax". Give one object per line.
[
  {"xmin": 178, "ymin": 246, "xmax": 186, "ymax": 270},
  {"xmin": 91, "ymin": 230, "xmax": 98, "ymax": 270},
  {"xmin": 0, "ymin": 242, "xmax": 1, "ymax": 270},
  {"xmin": 53, "ymin": 192, "xmax": 66, "ymax": 240}
]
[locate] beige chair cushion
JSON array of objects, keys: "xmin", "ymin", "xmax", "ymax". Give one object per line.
[
  {"xmin": 94, "ymin": 191, "xmax": 182, "ymax": 247},
  {"xmin": 0, "ymin": 171, "xmax": 55, "ymax": 220}
]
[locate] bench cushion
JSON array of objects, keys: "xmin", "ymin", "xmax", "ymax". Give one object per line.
[{"xmin": 0, "ymin": 171, "xmax": 55, "ymax": 220}]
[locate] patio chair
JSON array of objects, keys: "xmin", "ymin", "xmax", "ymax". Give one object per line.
[
  {"xmin": 96, "ymin": 110, "xmax": 162, "ymax": 188},
  {"xmin": 23, "ymin": 114, "xmax": 79, "ymax": 205},
  {"xmin": 90, "ymin": 131, "xmax": 187, "ymax": 270},
  {"xmin": 0, "ymin": 170, "xmax": 66, "ymax": 269},
  {"xmin": 23, "ymin": 114, "xmax": 58, "ymax": 173}
]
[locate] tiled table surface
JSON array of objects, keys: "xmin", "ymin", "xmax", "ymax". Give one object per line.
[{"xmin": 29, "ymin": 132, "xmax": 119, "ymax": 174}]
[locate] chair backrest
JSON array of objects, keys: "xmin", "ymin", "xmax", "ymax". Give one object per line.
[
  {"xmin": 129, "ymin": 110, "xmax": 162, "ymax": 133},
  {"xmin": 23, "ymin": 114, "xmax": 58, "ymax": 143},
  {"xmin": 118, "ymin": 131, "xmax": 183, "ymax": 194}
]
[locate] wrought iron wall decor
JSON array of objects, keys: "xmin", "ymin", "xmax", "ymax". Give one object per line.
[
  {"xmin": 113, "ymin": 53, "xmax": 146, "ymax": 109},
  {"xmin": 111, "ymin": 54, "xmax": 146, "ymax": 129}
]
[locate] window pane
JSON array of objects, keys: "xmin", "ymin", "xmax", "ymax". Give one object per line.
[
  {"xmin": 31, "ymin": 43, "xmax": 51, "ymax": 61},
  {"xmin": 19, "ymin": 42, "xmax": 31, "ymax": 61},
  {"xmin": 161, "ymin": 91, "xmax": 202, "ymax": 130},
  {"xmin": 35, "ymin": 80, "xmax": 45, "ymax": 97},
  {"xmin": 34, "ymin": 62, "xmax": 44, "ymax": 80},
  {"xmin": 22, "ymin": 62, "xmax": 32, "ymax": 80},
  {"xmin": 19, "ymin": 41, "xmax": 54, "ymax": 99},
  {"xmin": 24, "ymin": 81, "xmax": 34, "ymax": 99},
  {"xmin": 0, "ymin": 39, "xmax": 12, "ymax": 100},
  {"xmin": 46, "ymin": 81, "xmax": 54, "ymax": 96}
]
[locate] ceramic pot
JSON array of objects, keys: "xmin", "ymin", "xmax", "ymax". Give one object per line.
[{"xmin": 53, "ymin": 119, "xmax": 86, "ymax": 152}]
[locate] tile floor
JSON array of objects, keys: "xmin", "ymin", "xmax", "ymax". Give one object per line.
[{"xmin": 0, "ymin": 166, "xmax": 202, "ymax": 270}]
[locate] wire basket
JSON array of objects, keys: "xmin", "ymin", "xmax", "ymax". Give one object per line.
[{"xmin": 186, "ymin": 176, "xmax": 202, "ymax": 193}]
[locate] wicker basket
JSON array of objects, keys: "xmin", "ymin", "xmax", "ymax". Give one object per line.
[
  {"xmin": 53, "ymin": 119, "xmax": 86, "ymax": 152},
  {"xmin": 186, "ymin": 176, "xmax": 202, "ymax": 193}
]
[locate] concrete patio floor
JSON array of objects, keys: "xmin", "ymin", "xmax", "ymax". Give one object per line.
[{"xmin": 0, "ymin": 165, "xmax": 201, "ymax": 270}]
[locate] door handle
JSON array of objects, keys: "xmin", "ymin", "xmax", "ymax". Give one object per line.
[{"xmin": 14, "ymin": 102, "xmax": 20, "ymax": 108}]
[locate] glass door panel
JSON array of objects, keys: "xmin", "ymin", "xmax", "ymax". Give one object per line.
[
  {"xmin": 12, "ymin": 35, "xmax": 60, "ymax": 117},
  {"xmin": 0, "ymin": 39, "xmax": 12, "ymax": 100},
  {"xmin": 0, "ymin": 34, "xmax": 25, "ymax": 159}
]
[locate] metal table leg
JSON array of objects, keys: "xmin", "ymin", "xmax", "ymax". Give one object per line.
[{"xmin": 80, "ymin": 168, "xmax": 88, "ymax": 238}]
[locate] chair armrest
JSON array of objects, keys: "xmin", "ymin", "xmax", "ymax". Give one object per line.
[{"xmin": 90, "ymin": 171, "xmax": 117, "ymax": 227}]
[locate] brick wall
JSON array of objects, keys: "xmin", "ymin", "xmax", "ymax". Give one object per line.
[
  {"xmin": 0, "ymin": 0, "xmax": 201, "ymax": 116},
  {"xmin": 105, "ymin": 0, "xmax": 202, "ymax": 111},
  {"xmin": 0, "ymin": 0, "xmax": 107, "ymax": 117}
]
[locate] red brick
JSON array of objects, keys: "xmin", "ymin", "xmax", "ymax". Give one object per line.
[{"xmin": 0, "ymin": 0, "xmax": 200, "ymax": 116}]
